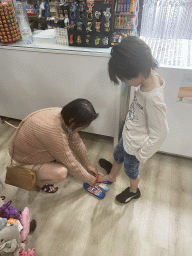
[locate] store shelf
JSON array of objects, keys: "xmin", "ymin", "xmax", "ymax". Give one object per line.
[
  {"xmin": 115, "ymin": 0, "xmax": 139, "ymax": 16},
  {"xmin": 113, "ymin": 0, "xmax": 139, "ymax": 36}
]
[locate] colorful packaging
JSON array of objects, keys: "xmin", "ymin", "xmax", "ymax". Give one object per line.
[
  {"xmin": 25, "ymin": 4, "xmax": 37, "ymax": 17},
  {"xmin": 0, "ymin": 1, "xmax": 21, "ymax": 45}
]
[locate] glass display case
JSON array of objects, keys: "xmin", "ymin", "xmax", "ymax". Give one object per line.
[{"xmin": 0, "ymin": 0, "xmax": 140, "ymax": 49}]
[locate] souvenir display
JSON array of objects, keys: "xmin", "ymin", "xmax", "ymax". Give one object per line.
[
  {"xmin": 67, "ymin": 0, "xmax": 113, "ymax": 48},
  {"xmin": 0, "ymin": 1, "xmax": 21, "ymax": 45},
  {"xmin": 0, "ymin": 0, "xmax": 139, "ymax": 47},
  {"xmin": 66, "ymin": 0, "xmax": 138, "ymax": 48}
]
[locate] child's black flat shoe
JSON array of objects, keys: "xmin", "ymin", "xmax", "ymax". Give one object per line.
[{"xmin": 99, "ymin": 158, "xmax": 112, "ymax": 174}]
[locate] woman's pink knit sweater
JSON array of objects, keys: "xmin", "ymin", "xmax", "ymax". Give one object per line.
[{"xmin": 8, "ymin": 108, "xmax": 94, "ymax": 184}]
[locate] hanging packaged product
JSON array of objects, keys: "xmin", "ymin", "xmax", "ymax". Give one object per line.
[
  {"xmin": 103, "ymin": 7, "xmax": 111, "ymax": 32},
  {"xmin": 70, "ymin": 1, "xmax": 78, "ymax": 20},
  {"xmin": 0, "ymin": 1, "xmax": 21, "ymax": 45},
  {"xmin": 25, "ymin": 4, "xmax": 37, "ymax": 17},
  {"xmin": 87, "ymin": 0, "xmax": 94, "ymax": 21},
  {"xmin": 112, "ymin": 0, "xmax": 139, "ymax": 45},
  {"xmin": 79, "ymin": 2, "xmax": 86, "ymax": 21}
]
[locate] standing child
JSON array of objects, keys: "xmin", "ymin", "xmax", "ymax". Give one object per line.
[{"xmin": 99, "ymin": 36, "xmax": 169, "ymax": 204}]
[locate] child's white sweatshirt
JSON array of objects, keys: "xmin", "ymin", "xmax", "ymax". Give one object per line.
[{"xmin": 122, "ymin": 78, "xmax": 169, "ymax": 163}]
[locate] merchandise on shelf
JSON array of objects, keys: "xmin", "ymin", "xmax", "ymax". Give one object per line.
[
  {"xmin": 39, "ymin": 1, "xmax": 51, "ymax": 18},
  {"xmin": 25, "ymin": 4, "xmax": 37, "ymax": 17},
  {"xmin": 55, "ymin": 26, "xmax": 68, "ymax": 45},
  {"xmin": 114, "ymin": 13, "xmax": 137, "ymax": 29},
  {"xmin": 0, "ymin": 0, "xmax": 139, "ymax": 47},
  {"xmin": 24, "ymin": 1, "xmax": 52, "ymax": 32},
  {"xmin": 112, "ymin": 0, "xmax": 139, "ymax": 45},
  {"xmin": 67, "ymin": 0, "xmax": 113, "ymax": 48},
  {"xmin": 63, "ymin": 0, "xmax": 138, "ymax": 47},
  {"xmin": 0, "ymin": 1, "xmax": 21, "ymax": 45}
]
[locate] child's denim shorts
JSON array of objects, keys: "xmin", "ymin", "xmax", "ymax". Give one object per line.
[{"xmin": 113, "ymin": 137, "xmax": 140, "ymax": 180}]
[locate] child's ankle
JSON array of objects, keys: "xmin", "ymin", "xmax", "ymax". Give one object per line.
[
  {"xmin": 129, "ymin": 188, "xmax": 137, "ymax": 193},
  {"xmin": 109, "ymin": 175, "xmax": 116, "ymax": 182}
]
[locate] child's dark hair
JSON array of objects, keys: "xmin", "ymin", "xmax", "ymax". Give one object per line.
[
  {"xmin": 108, "ymin": 36, "xmax": 158, "ymax": 84},
  {"xmin": 61, "ymin": 98, "xmax": 99, "ymax": 127}
]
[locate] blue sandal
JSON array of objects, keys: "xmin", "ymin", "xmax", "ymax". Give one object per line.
[{"xmin": 83, "ymin": 183, "xmax": 105, "ymax": 199}]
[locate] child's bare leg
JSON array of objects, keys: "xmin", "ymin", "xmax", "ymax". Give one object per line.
[
  {"xmin": 100, "ymin": 161, "xmax": 123, "ymax": 182},
  {"xmin": 110, "ymin": 161, "xmax": 123, "ymax": 180},
  {"xmin": 130, "ymin": 175, "xmax": 140, "ymax": 193}
]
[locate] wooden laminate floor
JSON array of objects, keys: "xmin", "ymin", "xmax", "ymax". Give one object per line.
[{"xmin": 0, "ymin": 120, "xmax": 192, "ymax": 256}]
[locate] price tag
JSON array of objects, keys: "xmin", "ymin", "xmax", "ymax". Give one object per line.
[{"xmin": 99, "ymin": 183, "xmax": 110, "ymax": 192}]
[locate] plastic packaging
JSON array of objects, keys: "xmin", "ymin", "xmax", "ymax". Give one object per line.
[{"xmin": 15, "ymin": 0, "xmax": 33, "ymax": 44}]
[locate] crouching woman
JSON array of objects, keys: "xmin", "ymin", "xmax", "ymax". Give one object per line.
[{"xmin": 8, "ymin": 99, "xmax": 98, "ymax": 193}]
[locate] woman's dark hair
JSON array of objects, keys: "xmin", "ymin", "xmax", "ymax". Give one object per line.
[
  {"xmin": 108, "ymin": 36, "xmax": 158, "ymax": 84},
  {"xmin": 61, "ymin": 98, "xmax": 99, "ymax": 127}
]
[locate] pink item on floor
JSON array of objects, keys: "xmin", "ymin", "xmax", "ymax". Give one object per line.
[
  {"xmin": 20, "ymin": 207, "xmax": 30, "ymax": 243},
  {"xmin": 19, "ymin": 248, "xmax": 35, "ymax": 256},
  {"xmin": 27, "ymin": 248, "xmax": 35, "ymax": 256},
  {"xmin": 19, "ymin": 249, "xmax": 26, "ymax": 256}
]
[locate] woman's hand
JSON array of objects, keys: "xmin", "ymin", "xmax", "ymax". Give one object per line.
[
  {"xmin": 88, "ymin": 176, "xmax": 97, "ymax": 187},
  {"xmin": 86, "ymin": 165, "xmax": 98, "ymax": 176}
]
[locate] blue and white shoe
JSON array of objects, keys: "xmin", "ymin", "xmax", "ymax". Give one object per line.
[
  {"xmin": 83, "ymin": 183, "xmax": 105, "ymax": 199},
  {"xmin": 98, "ymin": 183, "xmax": 110, "ymax": 192}
]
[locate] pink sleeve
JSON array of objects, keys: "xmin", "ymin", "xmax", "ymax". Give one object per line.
[{"xmin": 68, "ymin": 133, "xmax": 91, "ymax": 168}]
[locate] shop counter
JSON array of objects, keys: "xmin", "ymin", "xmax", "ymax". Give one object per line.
[{"xmin": 0, "ymin": 39, "xmax": 130, "ymax": 146}]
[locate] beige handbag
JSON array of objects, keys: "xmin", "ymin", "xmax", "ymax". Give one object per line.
[{"xmin": 5, "ymin": 118, "xmax": 42, "ymax": 191}]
